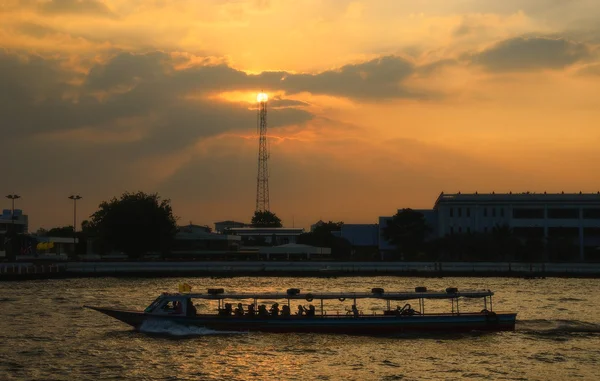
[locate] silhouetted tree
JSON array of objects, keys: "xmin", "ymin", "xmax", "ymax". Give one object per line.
[
  {"xmin": 383, "ymin": 209, "xmax": 431, "ymax": 260},
  {"xmin": 35, "ymin": 228, "xmax": 49, "ymax": 236},
  {"xmin": 295, "ymin": 220, "xmax": 348, "ymax": 258},
  {"xmin": 312, "ymin": 221, "xmax": 343, "ymax": 235},
  {"xmin": 46, "ymin": 226, "xmax": 75, "ymax": 237},
  {"xmin": 35, "ymin": 225, "xmax": 82, "ymax": 258},
  {"xmin": 89, "ymin": 192, "xmax": 178, "ymax": 259},
  {"xmin": 251, "ymin": 211, "xmax": 282, "ymax": 228}
]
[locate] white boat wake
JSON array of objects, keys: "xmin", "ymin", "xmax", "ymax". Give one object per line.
[{"xmin": 139, "ymin": 319, "xmax": 246, "ymax": 336}]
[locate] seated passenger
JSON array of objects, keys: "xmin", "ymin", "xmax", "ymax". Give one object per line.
[
  {"xmin": 258, "ymin": 304, "xmax": 269, "ymax": 317},
  {"xmin": 234, "ymin": 303, "xmax": 244, "ymax": 317},
  {"xmin": 270, "ymin": 303, "xmax": 280, "ymax": 316},
  {"xmin": 397, "ymin": 304, "xmax": 416, "ymax": 316},
  {"xmin": 297, "ymin": 305, "xmax": 305, "ymax": 316},
  {"xmin": 351, "ymin": 304, "xmax": 359, "ymax": 317},
  {"xmin": 281, "ymin": 305, "xmax": 291, "ymax": 317},
  {"xmin": 218, "ymin": 303, "xmax": 233, "ymax": 316},
  {"xmin": 247, "ymin": 304, "xmax": 256, "ymax": 316},
  {"xmin": 305, "ymin": 305, "xmax": 316, "ymax": 317}
]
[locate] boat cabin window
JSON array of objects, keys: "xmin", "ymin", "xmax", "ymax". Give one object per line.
[
  {"xmin": 144, "ymin": 296, "xmax": 166, "ymax": 313},
  {"xmin": 146, "ymin": 296, "xmax": 187, "ymax": 315}
]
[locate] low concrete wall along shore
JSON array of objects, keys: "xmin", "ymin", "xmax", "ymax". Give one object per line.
[
  {"xmin": 64, "ymin": 261, "xmax": 600, "ymax": 277},
  {"xmin": 2, "ymin": 261, "xmax": 600, "ymax": 280}
]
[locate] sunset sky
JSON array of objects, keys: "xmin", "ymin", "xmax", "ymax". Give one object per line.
[{"xmin": 2, "ymin": 0, "xmax": 600, "ymax": 231}]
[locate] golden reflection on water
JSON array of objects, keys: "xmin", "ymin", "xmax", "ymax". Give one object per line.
[{"xmin": 0, "ymin": 276, "xmax": 599, "ymax": 380}]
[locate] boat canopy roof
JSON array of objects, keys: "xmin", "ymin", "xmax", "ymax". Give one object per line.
[{"xmin": 160, "ymin": 290, "xmax": 493, "ymax": 301}]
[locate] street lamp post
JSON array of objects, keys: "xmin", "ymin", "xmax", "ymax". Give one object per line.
[
  {"xmin": 5, "ymin": 194, "xmax": 21, "ymax": 228},
  {"xmin": 68, "ymin": 195, "xmax": 82, "ymax": 254},
  {"xmin": 5, "ymin": 194, "xmax": 20, "ymax": 259}
]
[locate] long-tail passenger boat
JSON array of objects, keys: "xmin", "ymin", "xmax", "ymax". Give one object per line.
[{"xmin": 85, "ymin": 286, "xmax": 516, "ymax": 334}]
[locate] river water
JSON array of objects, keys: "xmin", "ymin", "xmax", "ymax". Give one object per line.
[{"xmin": 1, "ymin": 276, "xmax": 599, "ymax": 380}]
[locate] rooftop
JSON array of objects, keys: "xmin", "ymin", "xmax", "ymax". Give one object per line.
[
  {"xmin": 434, "ymin": 191, "xmax": 600, "ymax": 208},
  {"xmin": 228, "ymin": 227, "xmax": 305, "ymax": 234}
]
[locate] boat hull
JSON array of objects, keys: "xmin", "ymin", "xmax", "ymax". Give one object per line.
[{"xmin": 85, "ymin": 306, "xmax": 516, "ymax": 334}]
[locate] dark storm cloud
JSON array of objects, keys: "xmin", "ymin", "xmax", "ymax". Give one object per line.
[
  {"xmin": 164, "ymin": 55, "xmax": 422, "ymax": 99},
  {"xmin": 471, "ymin": 36, "xmax": 591, "ymax": 71},
  {"xmin": 84, "ymin": 52, "xmax": 172, "ymax": 91},
  {"xmin": 80, "ymin": 52, "xmax": 426, "ymax": 105},
  {"xmin": 0, "ymin": 49, "xmax": 312, "ymax": 138},
  {"xmin": 279, "ymin": 56, "xmax": 418, "ymax": 99}
]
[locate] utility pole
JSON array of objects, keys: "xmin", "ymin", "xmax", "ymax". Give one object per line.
[{"xmin": 68, "ymin": 195, "xmax": 82, "ymax": 254}]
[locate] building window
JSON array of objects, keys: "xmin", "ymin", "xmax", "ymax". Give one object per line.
[
  {"xmin": 450, "ymin": 208, "xmax": 454, "ymax": 217},
  {"xmin": 583, "ymin": 209, "xmax": 600, "ymax": 219},
  {"xmin": 483, "ymin": 208, "xmax": 487, "ymax": 217},
  {"xmin": 458, "ymin": 208, "xmax": 462, "ymax": 217},
  {"xmin": 513, "ymin": 208, "xmax": 544, "ymax": 219},
  {"xmin": 467, "ymin": 208, "xmax": 471, "ymax": 217},
  {"xmin": 548, "ymin": 208, "xmax": 579, "ymax": 219},
  {"xmin": 492, "ymin": 208, "xmax": 496, "ymax": 217}
]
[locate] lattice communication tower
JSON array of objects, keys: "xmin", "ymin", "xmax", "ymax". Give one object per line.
[{"xmin": 255, "ymin": 92, "xmax": 270, "ymax": 212}]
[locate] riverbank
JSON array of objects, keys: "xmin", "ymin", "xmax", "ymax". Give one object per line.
[{"xmin": 2, "ymin": 261, "xmax": 599, "ymax": 280}]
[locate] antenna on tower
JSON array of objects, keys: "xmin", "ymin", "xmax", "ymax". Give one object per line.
[{"xmin": 255, "ymin": 91, "xmax": 270, "ymax": 212}]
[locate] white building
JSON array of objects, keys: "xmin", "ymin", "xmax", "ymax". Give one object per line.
[
  {"xmin": 433, "ymin": 192, "xmax": 600, "ymax": 260},
  {"xmin": 0, "ymin": 209, "xmax": 29, "ymax": 258},
  {"xmin": 0, "ymin": 209, "xmax": 28, "ymax": 234},
  {"xmin": 214, "ymin": 220, "xmax": 250, "ymax": 233},
  {"xmin": 377, "ymin": 192, "xmax": 600, "ymax": 261}
]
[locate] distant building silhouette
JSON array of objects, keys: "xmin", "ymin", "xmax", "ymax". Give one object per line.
[{"xmin": 214, "ymin": 220, "xmax": 250, "ymax": 234}]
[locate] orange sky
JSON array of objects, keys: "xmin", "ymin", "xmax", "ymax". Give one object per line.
[{"xmin": 1, "ymin": 0, "xmax": 600, "ymax": 231}]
